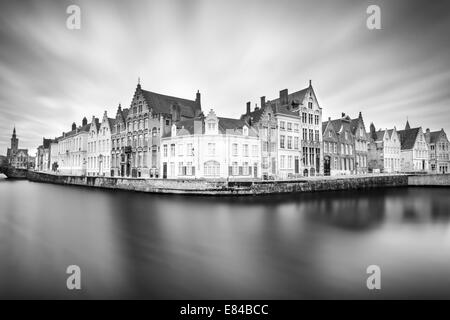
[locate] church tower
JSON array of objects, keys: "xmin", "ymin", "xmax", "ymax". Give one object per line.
[{"xmin": 10, "ymin": 127, "xmax": 18, "ymax": 152}]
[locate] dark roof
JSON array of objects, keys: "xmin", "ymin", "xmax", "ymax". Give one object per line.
[
  {"xmin": 397, "ymin": 128, "xmax": 420, "ymax": 150},
  {"xmin": 218, "ymin": 117, "xmax": 246, "ymax": 132},
  {"xmin": 322, "ymin": 122, "xmax": 329, "ymax": 134},
  {"xmin": 141, "ymin": 89, "xmax": 200, "ymax": 118},
  {"xmin": 108, "ymin": 117, "xmax": 116, "ymax": 129},
  {"xmin": 62, "ymin": 123, "xmax": 91, "ymax": 139},
  {"xmin": 427, "ymin": 130, "xmax": 443, "ymax": 144},
  {"xmin": 270, "ymin": 88, "xmax": 309, "ymax": 108},
  {"xmin": 176, "ymin": 119, "xmax": 196, "ymax": 134}
]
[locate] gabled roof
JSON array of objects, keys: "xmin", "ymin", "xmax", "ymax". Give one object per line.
[
  {"xmin": 426, "ymin": 130, "xmax": 446, "ymax": 144},
  {"xmin": 141, "ymin": 89, "xmax": 200, "ymax": 118},
  {"xmin": 397, "ymin": 127, "xmax": 420, "ymax": 150}
]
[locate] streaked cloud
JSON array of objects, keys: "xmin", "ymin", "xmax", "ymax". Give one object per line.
[{"xmin": 0, "ymin": 0, "xmax": 449, "ymax": 153}]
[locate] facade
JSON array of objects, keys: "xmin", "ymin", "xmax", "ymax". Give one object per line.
[
  {"xmin": 87, "ymin": 112, "xmax": 114, "ymax": 177},
  {"xmin": 242, "ymin": 81, "xmax": 323, "ymax": 179},
  {"xmin": 241, "ymin": 100, "xmax": 278, "ymax": 179},
  {"xmin": 367, "ymin": 124, "xmax": 401, "ymax": 173},
  {"xmin": 36, "ymin": 138, "xmax": 54, "ymax": 172},
  {"xmin": 6, "ymin": 127, "xmax": 30, "ymax": 169},
  {"xmin": 322, "ymin": 119, "xmax": 340, "ymax": 176},
  {"xmin": 397, "ymin": 121, "xmax": 429, "ymax": 172},
  {"xmin": 350, "ymin": 112, "xmax": 369, "ymax": 174},
  {"xmin": 111, "ymin": 83, "xmax": 202, "ymax": 178},
  {"xmin": 322, "ymin": 114, "xmax": 356, "ymax": 175},
  {"xmin": 425, "ymin": 128, "xmax": 449, "ymax": 174},
  {"xmin": 56, "ymin": 118, "xmax": 89, "ymax": 175},
  {"xmin": 161, "ymin": 109, "xmax": 261, "ymax": 179},
  {"xmin": 111, "ymin": 104, "xmax": 130, "ymax": 177}
]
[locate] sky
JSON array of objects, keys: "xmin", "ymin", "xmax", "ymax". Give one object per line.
[{"xmin": 0, "ymin": 0, "xmax": 449, "ymax": 154}]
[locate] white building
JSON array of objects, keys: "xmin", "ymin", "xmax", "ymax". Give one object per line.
[
  {"xmin": 368, "ymin": 126, "xmax": 401, "ymax": 173},
  {"xmin": 57, "ymin": 118, "xmax": 89, "ymax": 175},
  {"xmin": 160, "ymin": 109, "xmax": 261, "ymax": 179},
  {"xmin": 87, "ymin": 111, "xmax": 114, "ymax": 177},
  {"xmin": 397, "ymin": 121, "xmax": 429, "ymax": 172}
]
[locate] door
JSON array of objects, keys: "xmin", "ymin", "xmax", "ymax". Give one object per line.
[
  {"xmin": 163, "ymin": 162, "xmax": 167, "ymax": 179},
  {"xmin": 324, "ymin": 156, "xmax": 331, "ymax": 176}
]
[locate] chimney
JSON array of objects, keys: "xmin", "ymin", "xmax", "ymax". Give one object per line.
[
  {"xmin": 260, "ymin": 96, "xmax": 266, "ymax": 109},
  {"xmin": 82, "ymin": 117, "xmax": 88, "ymax": 127},
  {"xmin": 359, "ymin": 111, "xmax": 362, "ymax": 119},
  {"xmin": 246, "ymin": 102, "xmax": 251, "ymax": 115},
  {"xmin": 254, "ymin": 103, "xmax": 259, "ymax": 111},
  {"xmin": 341, "ymin": 112, "xmax": 346, "ymax": 118},
  {"xmin": 196, "ymin": 90, "xmax": 201, "ymax": 107},
  {"xmin": 309, "ymin": 80, "xmax": 312, "ymax": 87},
  {"xmin": 280, "ymin": 89, "xmax": 288, "ymax": 106},
  {"xmin": 426, "ymin": 128, "xmax": 430, "ymax": 134},
  {"xmin": 72, "ymin": 122, "xmax": 76, "ymax": 131}
]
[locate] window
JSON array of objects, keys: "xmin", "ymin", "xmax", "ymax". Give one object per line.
[
  {"xmin": 308, "ymin": 102, "xmax": 313, "ymax": 109},
  {"xmin": 294, "ymin": 124, "xmax": 299, "ymax": 132},
  {"xmin": 314, "ymin": 115, "xmax": 319, "ymax": 125},
  {"xmin": 287, "ymin": 123, "xmax": 292, "ymax": 131},
  {"xmin": 294, "ymin": 137, "xmax": 299, "ymax": 150},
  {"xmin": 187, "ymin": 143, "xmax": 193, "ymax": 156},
  {"xmin": 302, "ymin": 112, "xmax": 307, "ymax": 123},
  {"xmin": 287, "ymin": 156, "xmax": 292, "ymax": 169},
  {"xmin": 280, "ymin": 135, "xmax": 285, "ymax": 149},
  {"xmin": 204, "ymin": 161, "xmax": 220, "ymax": 176},
  {"xmin": 232, "ymin": 143, "xmax": 238, "ymax": 156},
  {"xmin": 309, "ymin": 129, "xmax": 313, "ymax": 141},
  {"xmin": 280, "ymin": 155, "xmax": 285, "ymax": 169},
  {"xmin": 252, "ymin": 145, "xmax": 258, "ymax": 157},
  {"xmin": 232, "ymin": 162, "xmax": 239, "ymax": 175},
  {"xmin": 315, "ymin": 130, "xmax": 319, "ymax": 141},
  {"xmin": 243, "ymin": 144, "xmax": 249, "ymax": 157},
  {"xmin": 178, "ymin": 144, "xmax": 183, "ymax": 156},
  {"xmin": 303, "ymin": 129, "xmax": 308, "ymax": 140},
  {"xmin": 287, "ymin": 136, "xmax": 292, "ymax": 149},
  {"xmin": 170, "ymin": 144, "xmax": 175, "ymax": 157},
  {"xmin": 280, "ymin": 121, "xmax": 286, "ymax": 130}
]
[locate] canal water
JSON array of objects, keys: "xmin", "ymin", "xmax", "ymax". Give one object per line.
[{"xmin": 1, "ymin": 177, "xmax": 450, "ymax": 299}]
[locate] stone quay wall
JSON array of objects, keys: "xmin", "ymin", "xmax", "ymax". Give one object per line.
[{"xmin": 23, "ymin": 171, "xmax": 424, "ymax": 196}]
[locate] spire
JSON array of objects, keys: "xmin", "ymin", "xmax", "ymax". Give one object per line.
[
  {"xmin": 137, "ymin": 77, "xmax": 142, "ymax": 91},
  {"xmin": 13, "ymin": 126, "xmax": 16, "ymax": 136},
  {"xmin": 405, "ymin": 119, "xmax": 411, "ymax": 130}
]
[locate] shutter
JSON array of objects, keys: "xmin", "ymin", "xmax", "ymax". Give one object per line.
[
  {"xmin": 192, "ymin": 166, "xmax": 195, "ymax": 176},
  {"xmin": 239, "ymin": 166, "xmax": 243, "ymax": 175},
  {"xmin": 249, "ymin": 167, "xmax": 252, "ymax": 176},
  {"xmin": 229, "ymin": 166, "xmax": 233, "ymax": 176}
]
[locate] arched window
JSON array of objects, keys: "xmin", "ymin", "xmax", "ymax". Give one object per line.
[
  {"xmin": 303, "ymin": 169, "xmax": 309, "ymax": 177},
  {"xmin": 152, "ymin": 127, "xmax": 157, "ymax": 137},
  {"xmin": 204, "ymin": 161, "xmax": 220, "ymax": 177}
]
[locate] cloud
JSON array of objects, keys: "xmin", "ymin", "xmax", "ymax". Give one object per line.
[{"xmin": 0, "ymin": 0, "xmax": 449, "ymax": 155}]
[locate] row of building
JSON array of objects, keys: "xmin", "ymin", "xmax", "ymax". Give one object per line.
[{"xmin": 10, "ymin": 80, "xmax": 448, "ymax": 179}]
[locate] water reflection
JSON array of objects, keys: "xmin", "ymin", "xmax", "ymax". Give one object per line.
[{"xmin": 1, "ymin": 180, "xmax": 450, "ymax": 299}]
